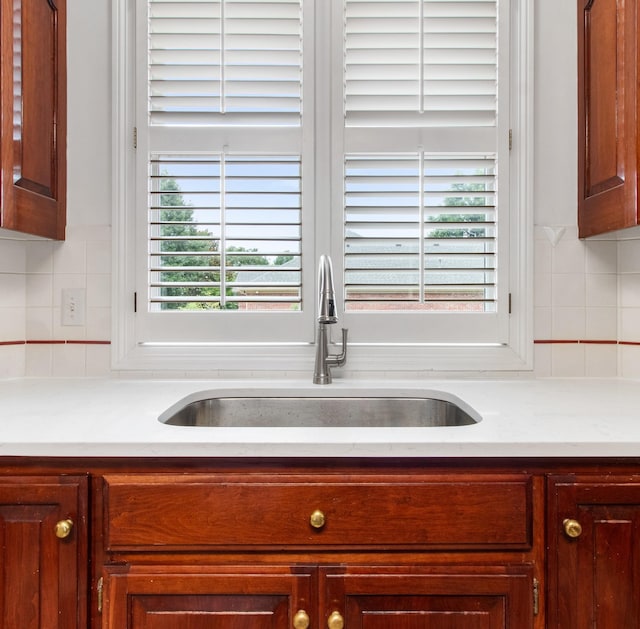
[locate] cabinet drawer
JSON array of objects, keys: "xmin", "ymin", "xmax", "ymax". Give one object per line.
[{"xmin": 103, "ymin": 473, "xmax": 532, "ymax": 551}]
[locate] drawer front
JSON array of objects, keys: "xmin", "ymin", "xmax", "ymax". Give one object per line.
[{"xmin": 103, "ymin": 473, "xmax": 532, "ymax": 551}]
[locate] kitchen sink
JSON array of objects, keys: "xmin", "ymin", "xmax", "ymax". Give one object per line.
[{"xmin": 159, "ymin": 394, "xmax": 480, "ymax": 428}]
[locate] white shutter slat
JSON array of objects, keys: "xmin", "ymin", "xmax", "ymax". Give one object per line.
[
  {"xmin": 345, "ymin": 0, "xmax": 497, "ymax": 126},
  {"xmin": 344, "ymin": 153, "xmax": 496, "ymax": 310},
  {"xmin": 148, "ymin": 0, "xmax": 302, "ymax": 125},
  {"xmin": 149, "ymin": 154, "xmax": 302, "ymax": 310}
]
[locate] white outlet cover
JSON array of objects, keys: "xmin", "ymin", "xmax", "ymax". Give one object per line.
[{"xmin": 62, "ymin": 288, "xmax": 86, "ymax": 326}]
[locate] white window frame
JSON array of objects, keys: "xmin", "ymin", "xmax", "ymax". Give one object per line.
[{"xmin": 111, "ymin": 0, "xmax": 534, "ymax": 373}]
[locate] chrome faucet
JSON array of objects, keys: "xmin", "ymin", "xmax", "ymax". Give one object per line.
[{"xmin": 313, "ymin": 255, "xmax": 348, "ymax": 384}]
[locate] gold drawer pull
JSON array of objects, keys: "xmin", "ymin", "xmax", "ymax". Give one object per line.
[
  {"xmin": 563, "ymin": 518, "xmax": 583, "ymax": 539},
  {"xmin": 54, "ymin": 518, "xmax": 74, "ymax": 539},
  {"xmin": 294, "ymin": 609, "xmax": 310, "ymax": 629},
  {"xmin": 327, "ymin": 611, "xmax": 344, "ymax": 629},
  {"xmin": 310, "ymin": 509, "xmax": 326, "ymax": 529}
]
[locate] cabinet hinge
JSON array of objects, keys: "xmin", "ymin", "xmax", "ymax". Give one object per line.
[
  {"xmin": 133, "ymin": 126, "xmax": 138, "ymax": 149},
  {"xmin": 533, "ymin": 577, "xmax": 539, "ymax": 616},
  {"xmin": 97, "ymin": 577, "xmax": 104, "ymax": 614},
  {"xmin": 509, "ymin": 129, "xmax": 513, "ymax": 151}
]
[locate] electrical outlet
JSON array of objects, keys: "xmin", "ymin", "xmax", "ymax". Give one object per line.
[{"xmin": 62, "ymin": 288, "xmax": 86, "ymax": 326}]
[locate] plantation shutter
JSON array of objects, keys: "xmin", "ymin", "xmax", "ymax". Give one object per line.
[
  {"xmin": 145, "ymin": 0, "xmax": 304, "ymax": 315},
  {"xmin": 342, "ymin": 0, "xmax": 502, "ymax": 317},
  {"xmin": 148, "ymin": 0, "xmax": 303, "ymax": 126},
  {"xmin": 344, "ymin": 0, "xmax": 497, "ymax": 126}
]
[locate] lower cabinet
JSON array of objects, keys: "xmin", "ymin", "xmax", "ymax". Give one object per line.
[
  {"xmin": 0, "ymin": 475, "xmax": 87, "ymax": 629},
  {"xmin": 99, "ymin": 471, "xmax": 538, "ymax": 629},
  {"xmin": 325, "ymin": 565, "xmax": 533, "ymax": 629},
  {"xmin": 102, "ymin": 564, "xmax": 533, "ymax": 629},
  {"xmin": 102, "ymin": 566, "xmax": 315, "ymax": 629},
  {"xmin": 547, "ymin": 475, "xmax": 640, "ymax": 628},
  {"xmin": 10, "ymin": 460, "xmax": 640, "ymax": 629}
]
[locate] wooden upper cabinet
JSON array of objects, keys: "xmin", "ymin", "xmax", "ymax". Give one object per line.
[
  {"xmin": 0, "ymin": 0, "xmax": 66, "ymax": 240},
  {"xmin": 578, "ymin": 0, "xmax": 640, "ymax": 237}
]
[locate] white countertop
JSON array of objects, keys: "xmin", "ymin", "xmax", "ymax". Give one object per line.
[{"xmin": 1, "ymin": 377, "xmax": 640, "ymax": 458}]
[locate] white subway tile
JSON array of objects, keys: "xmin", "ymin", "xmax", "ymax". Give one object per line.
[
  {"xmin": 533, "ymin": 344, "xmax": 552, "ymax": 377},
  {"xmin": 0, "ymin": 345, "xmax": 25, "ymax": 378},
  {"xmin": 552, "ymin": 229, "xmax": 586, "ymax": 275},
  {"xmin": 53, "ymin": 239, "xmax": 86, "ymax": 275},
  {"xmin": 585, "ymin": 307, "xmax": 617, "ymax": 340},
  {"xmin": 52, "ymin": 344, "xmax": 86, "ymax": 377},
  {"xmin": 619, "ymin": 307, "xmax": 640, "ymax": 343},
  {"xmin": 87, "ymin": 274, "xmax": 111, "ymax": 309},
  {"xmin": 25, "ymin": 241, "xmax": 54, "ymax": 274},
  {"xmin": 586, "ymin": 273, "xmax": 617, "ymax": 307},
  {"xmin": 551, "ymin": 343, "xmax": 585, "ymax": 377},
  {"xmin": 86, "ymin": 307, "xmax": 111, "ymax": 340},
  {"xmin": 25, "ymin": 307, "xmax": 53, "ymax": 339},
  {"xmin": 618, "ymin": 240, "xmax": 640, "ymax": 273},
  {"xmin": 619, "ymin": 273, "xmax": 640, "ymax": 308},
  {"xmin": 25, "ymin": 344, "xmax": 53, "ymax": 377},
  {"xmin": 0, "ymin": 273, "xmax": 26, "ymax": 308},
  {"xmin": 26, "ymin": 273, "xmax": 53, "ymax": 308},
  {"xmin": 585, "ymin": 344, "xmax": 618, "ymax": 377},
  {"xmin": 87, "ymin": 239, "xmax": 111, "ymax": 275},
  {"xmin": 552, "ymin": 307, "xmax": 585, "ymax": 339},
  {"xmin": 552, "ymin": 273, "xmax": 585, "ymax": 308},
  {"xmin": 0, "ymin": 240, "xmax": 26, "ymax": 274},
  {"xmin": 85, "ymin": 344, "xmax": 111, "ymax": 377},
  {"xmin": 620, "ymin": 344, "xmax": 640, "ymax": 379},
  {"xmin": 0, "ymin": 307, "xmax": 26, "ymax": 340},
  {"xmin": 585, "ymin": 240, "xmax": 618, "ymax": 274}
]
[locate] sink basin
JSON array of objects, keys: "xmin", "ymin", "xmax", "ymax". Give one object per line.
[{"xmin": 159, "ymin": 394, "xmax": 480, "ymax": 428}]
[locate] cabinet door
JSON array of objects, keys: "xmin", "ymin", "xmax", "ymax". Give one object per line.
[
  {"xmin": 577, "ymin": 0, "xmax": 640, "ymax": 236},
  {"xmin": 548, "ymin": 475, "xmax": 640, "ymax": 628},
  {"xmin": 102, "ymin": 566, "xmax": 315, "ymax": 629},
  {"xmin": 322, "ymin": 565, "xmax": 534, "ymax": 629},
  {"xmin": 0, "ymin": 0, "xmax": 66, "ymax": 239},
  {"xmin": 0, "ymin": 475, "xmax": 87, "ymax": 629}
]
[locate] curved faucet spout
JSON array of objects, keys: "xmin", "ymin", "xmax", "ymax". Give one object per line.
[
  {"xmin": 313, "ymin": 255, "xmax": 348, "ymax": 384},
  {"xmin": 317, "ymin": 254, "xmax": 337, "ymax": 323}
]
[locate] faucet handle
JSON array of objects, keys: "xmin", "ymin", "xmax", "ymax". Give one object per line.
[{"xmin": 329, "ymin": 328, "xmax": 348, "ymax": 367}]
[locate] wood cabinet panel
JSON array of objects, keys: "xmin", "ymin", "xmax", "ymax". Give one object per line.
[
  {"xmin": 0, "ymin": 475, "xmax": 87, "ymax": 629},
  {"xmin": 102, "ymin": 566, "xmax": 315, "ymax": 629},
  {"xmin": 103, "ymin": 473, "xmax": 532, "ymax": 552},
  {"xmin": 323, "ymin": 566, "xmax": 534, "ymax": 629},
  {"xmin": 578, "ymin": 0, "xmax": 640, "ymax": 236},
  {"xmin": 0, "ymin": 0, "xmax": 66, "ymax": 239},
  {"xmin": 547, "ymin": 475, "xmax": 640, "ymax": 628}
]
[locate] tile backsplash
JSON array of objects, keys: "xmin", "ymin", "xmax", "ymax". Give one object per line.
[
  {"xmin": 2, "ymin": 222, "xmax": 640, "ymax": 378},
  {"xmin": 0, "ymin": 226, "xmax": 111, "ymax": 378}
]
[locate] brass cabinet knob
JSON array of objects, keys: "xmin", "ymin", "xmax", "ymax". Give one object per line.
[
  {"xmin": 563, "ymin": 518, "xmax": 583, "ymax": 539},
  {"xmin": 54, "ymin": 518, "xmax": 74, "ymax": 539},
  {"xmin": 327, "ymin": 611, "xmax": 344, "ymax": 629},
  {"xmin": 310, "ymin": 509, "xmax": 326, "ymax": 529},
  {"xmin": 293, "ymin": 609, "xmax": 310, "ymax": 629}
]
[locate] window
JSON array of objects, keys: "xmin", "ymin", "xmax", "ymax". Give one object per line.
[{"xmin": 112, "ymin": 0, "xmax": 533, "ymax": 371}]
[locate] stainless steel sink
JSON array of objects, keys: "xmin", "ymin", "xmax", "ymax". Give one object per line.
[{"xmin": 159, "ymin": 395, "xmax": 480, "ymax": 428}]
